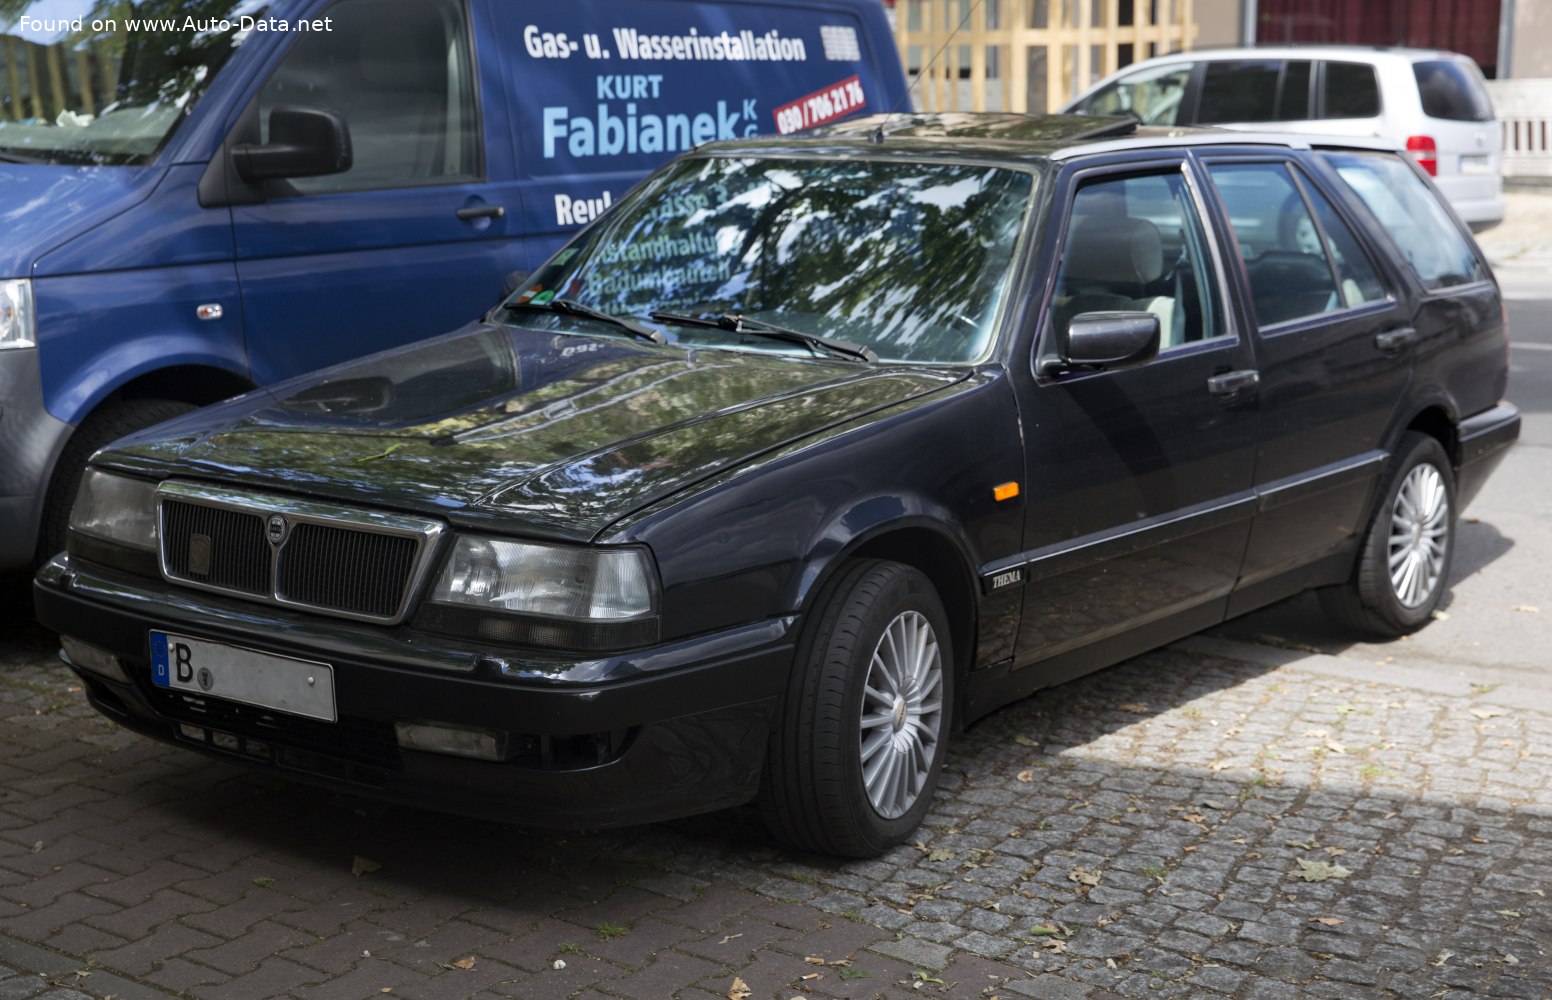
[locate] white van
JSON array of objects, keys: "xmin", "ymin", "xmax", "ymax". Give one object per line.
[{"xmin": 1063, "ymin": 46, "xmax": 1504, "ymax": 229}]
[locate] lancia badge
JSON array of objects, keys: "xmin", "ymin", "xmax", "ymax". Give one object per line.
[{"xmin": 266, "ymin": 514, "xmax": 288, "ymax": 545}]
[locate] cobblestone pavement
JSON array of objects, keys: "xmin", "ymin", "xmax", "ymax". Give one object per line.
[{"xmin": 2, "ymin": 588, "xmax": 1549, "ymax": 1000}]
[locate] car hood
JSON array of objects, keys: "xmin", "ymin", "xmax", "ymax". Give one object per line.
[
  {"xmin": 0, "ymin": 162, "xmax": 157, "ymax": 277},
  {"xmin": 103, "ymin": 324, "xmax": 967, "ymax": 542}
]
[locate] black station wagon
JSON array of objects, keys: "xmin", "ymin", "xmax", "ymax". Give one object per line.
[{"xmin": 36, "ymin": 114, "xmax": 1520, "ymax": 857}]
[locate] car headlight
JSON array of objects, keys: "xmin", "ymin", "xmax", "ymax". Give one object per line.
[
  {"xmin": 66, "ymin": 469, "xmax": 160, "ymax": 573},
  {"xmin": 419, "ymin": 536, "xmax": 660, "ymax": 651},
  {"xmin": 0, "ymin": 279, "xmax": 35, "ymax": 349}
]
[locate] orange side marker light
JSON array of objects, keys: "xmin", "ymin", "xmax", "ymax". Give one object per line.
[{"xmin": 993, "ymin": 482, "xmax": 1020, "ymax": 502}]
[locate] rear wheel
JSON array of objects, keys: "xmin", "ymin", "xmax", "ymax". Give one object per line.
[
  {"xmin": 1319, "ymin": 432, "xmax": 1456, "ymax": 637},
  {"xmin": 760, "ymin": 559, "xmax": 952, "ymax": 857},
  {"xmin": 37, "ymin": 399, "xmax": 195, "ymax": 564}
]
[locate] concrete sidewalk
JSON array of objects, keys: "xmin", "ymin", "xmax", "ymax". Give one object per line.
[{"xmin": 1476, "ymin": 187, "xmax": 1552, "ymax": 299}]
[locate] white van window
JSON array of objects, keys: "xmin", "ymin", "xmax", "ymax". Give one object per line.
[
  {"xmin": 256, "ymin": 0, "xmax": 478, "ymax": 194},
  {"xmin": 1197, "ymin": 60, "xmax": 1281, "ymax": 124},
  {"xmin": 1412, "ymin": 60, "xmax": 1493, "ymax": 123},
  {"xmin": 1322, "ymin": 61, "xmax": 1380, "ymax": 119},
  {"xmin": 1074, "ymin": 64, "xmax": 1189, "ymax": 126}
]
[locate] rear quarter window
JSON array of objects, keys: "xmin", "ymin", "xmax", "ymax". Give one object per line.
[
  {"xmin": 1322, "ymin": 61, "xmax": 1380, "ymax": 118},
  {"xmin": 1323, "ymin": 150, "xmax": 1487, "ymax": 290},
  {"xmin": 1412, "ymin": 60, "xmax": 1494, "ymax": 122}
]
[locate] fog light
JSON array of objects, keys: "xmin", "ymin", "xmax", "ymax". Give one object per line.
[
  {"xmin": 60, "ymin": 636, "xmax": 129, "ymax": 683},
  {"xmin": 395, "ymin": 722, "xmax": 505, "ymax": 761}
]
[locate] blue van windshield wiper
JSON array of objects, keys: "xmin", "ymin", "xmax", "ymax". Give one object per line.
[
  {"xmin": 650, "ymin": 312, "xmax": 877, "ymax": 364},
  {"xmin": 504, "ymin": 298, "xmax": 666, "ymax": 345},
  {"xmin": 0, "ymin": 148, "xmax": 48, "ymax": 164}
]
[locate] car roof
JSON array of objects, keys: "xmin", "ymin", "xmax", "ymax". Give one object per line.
[
  {"xmin": 693, "ymin": 112, "xmax": 1400, "ymax": 164},
  {"xmin": 1110, "ymin": 44, "xmax": 1472, "ymax": 66}
]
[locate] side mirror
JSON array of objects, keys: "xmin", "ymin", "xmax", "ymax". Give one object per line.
[
  {"xmin": 233, "ymin": 106, "xmax": 352, "ymax": 183},
  {"xmin": 1044, "ymin": 311, "xmax": 1160, "ymax": 374}
]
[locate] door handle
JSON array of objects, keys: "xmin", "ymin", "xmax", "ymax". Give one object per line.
[
  {"xmin": 1207, "ymin": 369, "xmax": 1259, "ymax": 397},
  {"xmin": 456, "ymin": 204, "xmax": 506, "ymax": 221},
  {"xmin": 1374, "ymin": 327, "xmax": 1417, "ymax": 352}
]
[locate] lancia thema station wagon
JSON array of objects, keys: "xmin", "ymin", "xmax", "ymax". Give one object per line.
[{"xmin": 36, "ymin": 115, "xmax": 1519, "ymax": 857}]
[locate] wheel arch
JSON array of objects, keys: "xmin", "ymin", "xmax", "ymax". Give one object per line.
[
  {"xmin": 790, "ymin": 512, "xmax": 981, "ymax": 710},
  {"xmin": 1403, "ymin": 404, "xmax": 1461, "ymax": 469}
]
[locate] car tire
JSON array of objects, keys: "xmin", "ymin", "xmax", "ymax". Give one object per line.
[
  {"xmin": 37, "ymin": 399, "xmax": 196, "ymax": 565},
  {"xmin": 1319, "ymin": 431, "xmax": 1456, "ymax": 638},
  {"xmin": 759, "ymin": 559, "xmax": 953, "ymax": 857}
]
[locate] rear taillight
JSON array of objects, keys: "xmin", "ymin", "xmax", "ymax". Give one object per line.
[{"xmin": 1406, "ymin": 135, "xmax": 1438, "ymax": 176}]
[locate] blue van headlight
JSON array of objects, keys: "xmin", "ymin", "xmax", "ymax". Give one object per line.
[
  {"xmin": 0, "ymin": 280, "xmax": 34, "ymax": 349},
  {"xmin": 419, "ymin": 536, "xmax": 660, "ymax": 651}
]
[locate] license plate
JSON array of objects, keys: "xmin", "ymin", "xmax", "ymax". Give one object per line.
[
  {"xmin": 1460, "ymin": 154, "xmax": 1493, "ymax": 175},
  {"xmin": 150, "ymin": 631, "xmax": 336, "ymax": 722}
]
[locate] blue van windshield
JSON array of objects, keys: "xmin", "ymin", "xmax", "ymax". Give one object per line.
[{"xmin": 0, "ymin": 1, "xmax": 266, "ymax": 165}]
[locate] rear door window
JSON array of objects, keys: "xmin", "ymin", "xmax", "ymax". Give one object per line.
[
  {"xmin": 1323, "ymin": 151, "xmax": 1488, "ymax": 289},
  {"xmin": 1413, "ymin": 60, "xmax": 1494, "ymax": 122},
  {"xmin": 1197, "ymin": 60, "xmax": 1282, "ymax": 123},
  {"xmin": 1207, "ymin": 162, "xmax": 1341, "ymax": 327},
  {"xmin": 1322, "ymin": 61, "xmax": 1381, "ymax": 118}
]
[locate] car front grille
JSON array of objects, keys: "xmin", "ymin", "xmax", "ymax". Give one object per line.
[
  {"xmin": 156, "ymin": 482, "xmax": 445, "ymax": 624},
  {"xmin": 277, "ymin": 522, "xmax": 420, "ymax": 620}
]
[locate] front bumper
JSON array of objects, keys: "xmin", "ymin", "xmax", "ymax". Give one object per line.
[
  {"xmin": 0, "ymin": 347, "xmax": 73, "ymax": 569},
  {"xmin": 34, "ymin": 556, "xmax": 795, "ymax": 829}
]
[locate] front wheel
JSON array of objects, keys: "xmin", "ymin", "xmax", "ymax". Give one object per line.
[
  {"xmin": 760, "ymin": 560, "xmax": 953, "ymax": 857},
  {"xmin": 1319, "ymin": 432, "xmax": 1456, "ymax": 637}
]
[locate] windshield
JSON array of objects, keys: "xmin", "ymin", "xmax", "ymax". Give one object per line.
[
  {"xmin": 0, "ymin": 0, "xmax": 265, "ymax": 165},
  {"xmin": 508, "ymin": 155, "xmax": 1036, "ymax": 365}
]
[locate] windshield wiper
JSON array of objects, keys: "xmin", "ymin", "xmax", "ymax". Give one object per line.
[
  {"xmin": 0, "ymin": 149, "xmax": 48, "ymax": 164},
  {"xmin": 504, "ymin": 299, "xmax": 666, "ymax": 345},
  {"xmin": 650, "ymin": 312, "xmax": 876, "ymax": 363}
]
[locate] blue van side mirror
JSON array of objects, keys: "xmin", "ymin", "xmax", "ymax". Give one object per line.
[{"xmin": 233, "ymin": 107, "xmax": 353, "ymax": 183}]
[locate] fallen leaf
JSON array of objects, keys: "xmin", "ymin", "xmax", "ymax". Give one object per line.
[
  {"xmin": 1431, "ymin": 950, "xmax": 1453, "ymax": 967},
  {"xmin": 1503, "ymin": 953, "xmax": 1519, "ymax": 965},
  {"xmin": 1181, "ymin": 813, "xmax": 1206, "ymax": 824},
  {"xmin": 926, "ymin": 848, "xmax": 955, "ymax": 863},
  {"xmin": 717, "ymin": 933, "xmax": 743, "ymax": 945},
  {"xmin": 451, "ymin": 956, "xmax": 476, "ymax": 971},
  {"xmin": 1470, "ymin": 709, "xmax": 1504, "ymax": 720},
  {"xmin": 1027, "ymin": 924, "xmax": 1061, "ymax": 937},
  {"xmin": 1118, "ymin": 702, "xmax": 1150, "ymax": 714},
  {"xmin": 31, "ymin": 841, "xmax": 43, "ymax": 854},
  {"xmin": 1016, "ymin": 770, "xmax": 1034, "ymax": 783},
  {"xmin": 1067, "ymin": 867, "xmax": 1102, "ymax": 887},
  {"xmin": 1324, "ymin": 740, "xmax": 1347, "ymax": 754},
  {"xmin": 1285, "ymin": 839, "xmax": 1316, "ymax": 850},
  {"xmin": 1014, "ymin": 734, "xmax": 1040, "ymax": 748},
  {"xmin": 351, "ymin": 856, "xmax": 381, "ymax": 877},
  {"xmin": 1322, "ymin": 846, "xmax": 1348, "ymax": 857},
  {"xmin": 1304, "ymin": 728, "xmax": 1328, "ymax": 738},
  {"xmin": 1496, "ymin": 909, "xmax": 1522, "ymax": 918},
  {"xmin": 1310, "ymin": 916, "xmax": 1345, "ymax": 926},
  {"xmin": 727, "ymin": 977, "xmax": 751, "ymax": 1000},
  {"xmin": 1291, "ymin": 858, "xmax": 1353, "ymax": 882},
  {"xmin": 1511, "ymin": 604, "xmax": 1539, "ymax": 614},
  {"xmin": 1039, "ymin": 938, "xmax": 1068, "ymax": 954}
]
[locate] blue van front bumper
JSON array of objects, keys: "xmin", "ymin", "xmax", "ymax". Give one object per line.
[{"xmin": 33, "ymin": 556, "xmax": 794, "ymax": 829}]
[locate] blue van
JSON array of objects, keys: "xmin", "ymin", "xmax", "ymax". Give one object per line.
[{"xmin": 0, "ymin": 0, "xmax": 908, "ymax": 569}]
